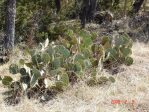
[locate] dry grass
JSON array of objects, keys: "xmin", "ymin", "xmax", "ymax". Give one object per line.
[{"xmin": 1, "ymin": 42, "xmax": 149, "ymax": 112}]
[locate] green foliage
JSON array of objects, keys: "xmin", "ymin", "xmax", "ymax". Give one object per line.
[
  {"xmin": 1, "ymin": 27, "xmax": 134, "ymax": 104},
  {"xmin": 31, "ymin": 68, "xmax": 41, "ymax": 87},
  {"xmin": 124, "ymin": 57, "xmax": 133, "ymax": 66},
  {"xmin": 55, "ymin": 45, "xmax": 70, "ymax": 58},
  {"xmin": 0, "ymin": 0, "xmax": 142, "ymax": 43},
  {"xmin": 2, "ymin": 76, "xmax": 13, "ymax": 86},
  {"xmin": 87, "ymin": 76, "xmax": 115, "ymax": 86},
  {"xmin": 0, "ymin": 0, "xmax": 64, "ymax": 42},
  {"xmin": 9, "ymin": 64, "xmax": 19, "ymax": 74},
  {"xmin": 109, "ymin": 76, "xmax": 116, "ymax": 83},
  {"xmin": 0, "ymin": 0, "xmax": 137, "ymax": 105},
  {"xmin": 100, "ymin": 33, "xmax": 133, "ymax": 68},
  {"xmin": 20, "ymin": 68, "xmax": 27, "ymax": 76}
]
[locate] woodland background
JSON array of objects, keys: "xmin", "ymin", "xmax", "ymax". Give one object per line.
[{"xmin": 0, "ymin": 0, "xmax": 149, "ymax": 112}]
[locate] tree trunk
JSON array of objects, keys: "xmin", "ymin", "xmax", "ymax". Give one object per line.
[
  {"xmin": 113, "ymin": 0, "xmax": 120, "ymax": 7},
  {"xmin": 143, "ymin": 0, "xmax": 147, "ymax": 11},
  {"xmin": 124, "ymin": 0, "xmax": 128, "ymax": 16},
  {"xmin": 131, "ymin": 0, "xmax": 145, "ymax": 13},
  {"xmin": 102, "ymin": 0, "xmax": 113, "ymax": 10},
  {"xmin": 4, "ymin": 0, "xmax": 16, "ymax": 53},
  {"xmin": 55, "ymin": 0, "xmax": 61, "ymax": 13}
]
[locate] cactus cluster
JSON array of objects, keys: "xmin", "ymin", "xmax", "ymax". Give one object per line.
[
  {"xmin": 0, "ymin": 29, "xmax": 133, "ymax": 104},
  {"xmin": 103, "ymin": 34, "xmax": 133, "ymax": 67},
  {"xmin": 91, "ymin": 34, "xmax": 133, "ymax": 68}
]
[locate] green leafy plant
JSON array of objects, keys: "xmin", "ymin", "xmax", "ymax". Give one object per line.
[
  {"xmin": 87, "ymin": 76, "xmax": 115, "ymax": 86},
  {"xmin": 1, "ymin": 33, "xmax": 93, "ymax": 104},
  {"xmin": 0, "ymin": 29, "xmax": 134, "ymax": 104},
  {"xmin": 96, "ymin": 33, "xmax": 133, "ymax": 68}
]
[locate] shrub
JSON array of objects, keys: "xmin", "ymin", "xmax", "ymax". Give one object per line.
[{"xmin": 0, "ymin": 29, "xmax": 133, "ymax": 104}]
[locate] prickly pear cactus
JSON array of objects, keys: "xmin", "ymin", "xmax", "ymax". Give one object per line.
[
  {"xmin": 100, "ymin": 33, "xmax": 133, "ymax": 68},
  {"xmin": 0, "ymin": 28, "xmax": 134, "ymax": 104}
]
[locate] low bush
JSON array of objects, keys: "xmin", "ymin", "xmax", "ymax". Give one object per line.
[{"xmin": 0, "ymin": 28, "xmax": 133, "ymax": 104}]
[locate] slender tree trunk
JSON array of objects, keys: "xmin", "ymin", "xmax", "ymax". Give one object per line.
[
  {"xmin": 143, "ymin": 0, "xmax": 147, "ymax": 11},
  {"xmin": 55, "ymin": 0, "xmax": 61, "ymax": 13},
  {"xmin": 131, "ymin": 0, "xmax": 145, "ymax": 13},
  {"xmin": 113, "ymin": 0, "xmax": 120, "ymax": 7},
  {"xmin": 102, "ymin": 0, "xmax": 113, "ymax": 10},
  {"xmin": 124, "ymin": 0, "xmax": 128, "ymax": 16},
  {"xmin": 4, "ymin": 0, "xmax": 16, "ymax": 53},
  {"xmin": 131, "ymin": 0, "xmax": 134, "ymax": 6}
]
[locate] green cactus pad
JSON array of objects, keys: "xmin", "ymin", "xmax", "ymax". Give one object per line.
[
  {"xmin": 51, "ymin": 58, "xmax": 61, "ymax": 69},
  {"xmin": 61, "ymin": 73, "xmax": 69, "ymax": 87},
  {"xmin": 30, "ymin": 68, "xmax": 41, "ymax": 87},
  {"xmin": 20, "ymin": 68, "xmax": 27, "ymax": 76},
  {"xmin": 87, "ymin": 78, "xmax": 97, "ymax": 86},
  {"xmin": 47, "ymin": 45, "xmax": 54, "ymax": 56},
  {"xmin": 2, "ymin": 76, "xmax": 13, "ymax": 86},
  {"xmin": 124, "ymin": 57, "xmax": 133, "ymax": 66},
  {"xmin": 9, "ymin": 64, "xmax": 19, "ymax": 74},
  {"xmin": 74, "ymin": 63, "xmax": 82, "ymax": 72},
  {"xmin": 20, "ymin": 74, "xmax": 30, "ymax": 85},
  {"xmin": 74, "ymin": 53, "xmax": 85, "ymax": 63},
  {"xmin": 42, "ymin": 53, "xmax": 51, "ymax": 64},
  {"xmin": 120, "ymin": 47, "xmax": 132, "ymax": 56},
  {"xmin": 32, "ymin": 54, "xmax": 42, "ymax": 65},
  {"xmin": 19, "ymin": 59, "xmax": 25, "ymax": 65},
  {"xmin": 115, "ymin": 36, "xmax": 124, "ymax": 46},
  {"xmin": 83, "ymin": 59, "xmax": 92, "ymax": 69},
  {"xmin": 55, "ymin": 45, "xmax": 70, "ymax": 58},
  {"xmin": 101, "ymin": 36, "xmax": 111, "ymax": 45},
  {"xmin": 106, "ymin": 48, "xmax": 118, "ymax": 60},
  {"xmin": 99, "ymin": 76, "xmax": 109, "ymax": 82},
  {"xmin": 109, "ymin": 76, "xmax": 115, "ymax": 83}
]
